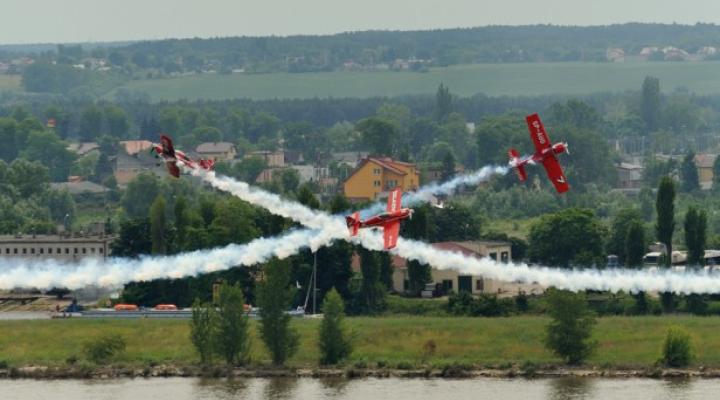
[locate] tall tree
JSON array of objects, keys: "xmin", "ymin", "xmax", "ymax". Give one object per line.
[
  {"xmin": 528, "ymin": 208, "xmax": 607, "ymax": 268},
  {"xmin": 190, "ymin": 298, "xmax": 216, "ymax": 365},
  {"xmin": 544, "ymin": 289, "xmax": 597, "ymax": 365},
  {"xmin": 640, "ymin": 76, "xmax": 661, "ymax": 133},
  {"xmin": 441, "ymin": 151, "xmax": 456, "ymax": 182},
  {"xmin": 257, "ymin": 258, "xmax": 299, "ymax": 366},
  {"xmin": 149, "ymin": 195, "xmax": 167, "ymax": 255},
  {"xmin": 214, "ymin": 282, "xmax": 251, "ymax": 366},
  {"xmin": 608, "ymin": 208, "xmax": 643, "ymax": 265},
  {"xmin": 685, "ymin": 207, "xmax": 707, "ymax": 267},
  {"xmin": 356, "ymin": 117, "xmax": 398, "ymax": 156},
  {"xmin": 680, "ymin": 151, "xmax": 699, "ymax": 192},
  {"xmin": 401, "ymin": 205, "xmax": 432, "ymax": 295},
  {"xmin": 434, "ymin": 83, "xmax": 453, "ymax": 122},
  {"xmin": 655, "ymin": 176, "xmax": 676, "ymax": 267},
  {"xmin": 318, "ymin": 288, "xmax": 353, "ymax": 365},
  {"xmin": 625, "ymin": 220, "xmax": 646, "ymax": 268},
  {"xmin": 356, "ymin": 249, "xmax": 386, "ymax": 313},
  {"xmin": 378, "ymin": 252, "xmax": 394, "ymax": 291}
]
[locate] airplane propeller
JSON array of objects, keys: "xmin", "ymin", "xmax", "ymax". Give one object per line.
[{"xmin": 564, "ymin": 142, "xmax": 570, "ymax": 155}]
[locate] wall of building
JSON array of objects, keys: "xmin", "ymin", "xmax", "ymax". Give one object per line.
[{"xmin": 0, "ymin": 235, "xmax": 113, "ymax": 263}]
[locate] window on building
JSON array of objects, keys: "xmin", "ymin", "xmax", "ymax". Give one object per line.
[
  {"xmin": 489, "ymin": 252, "xmax": 497, "ymax": 261},
  {"xmin": 58, "ymin": 248, "xmax": 62, "ymax": 254},
  {"xmin": 373, "ymin": 180, "xmax": 381, "ymax": 187},
  {"xmin": 65, "ymin": 248, "xmax": 69, "ymax": 254},
  {"xmin": 31, "ymin": 248, "xmax": 35, "ymax": 254},
  {"xmin": 386, "ymin": 180, "xmax": 397, "ymax": 189},
  {"xmin": 476, "ymin": 279, "xmax": 484, "ymax": 291},
  {"xmin": 39, "ymin": 248, "xmax": 43, "ymax": 254},
  {"xmin": 74, "ymin": 248, "xmax": 78, "ymax": 254},
  {"xmin": 442, "ymin": 279, "xmax": 453, "ymax": 292},
  {"xmin": 91, "ymin": 248, "xmax": 96, "ymax": 254},
  {"xmin": 373, "ymin": 168, "xmax": 381, "ymax": 175},
  {"xmin": 48, "ymin": 248, "xmax": 52, "ymax": 254},
  {"xmin": 501, "ymin": 252, "xmax": 509, "ymax": 263},
  {"xmin": 22, "ymin": 248, "xmax": 27, "ymax": 254},
  {"xmin": 13, "ymin": 248, "xmax": 18, "ymax": 254},
  {"xmin": 82, "ymin": 248, "xmax": 86, "ymax": 254},
  {"xmin": 99, "ymin": 248, "xmax": 104, "ymax": 254},
  {"xmin": 5, "ymin": 248, "xmax": 8, "ymax": 254}
]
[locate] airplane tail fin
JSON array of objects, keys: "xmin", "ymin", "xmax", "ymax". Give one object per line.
[
  {"xmin": 508, "ymin": 148, "xmax": 527, "ymax": 181},
  {"xmin": 345, "ymin": 212, "xmax": 360, "ymax": 236}
]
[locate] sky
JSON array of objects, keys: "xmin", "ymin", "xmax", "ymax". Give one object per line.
[{"xmin": 2, "ymin": 0, "xmax": 720, "ymax": 44}]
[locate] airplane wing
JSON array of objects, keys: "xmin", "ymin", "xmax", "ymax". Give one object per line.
[
  {"xmin": 526, "ymin": 113, "xmax": 552, "ymax": 153},
  {"xmin": 383, "ymin": 221, "xmax": 401, "ymax": 250},
  {"xmin": 386, "ymin": 188, "xmax": 401, "ymax": 213},
  {"xmin": 542, "ymin": 155, "xmax": 569, "ymax": 193}
]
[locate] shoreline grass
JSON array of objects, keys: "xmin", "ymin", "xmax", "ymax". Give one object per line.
[{"xmin": 1, "ymin": 316, "xmax": 719, "ymax": 368}]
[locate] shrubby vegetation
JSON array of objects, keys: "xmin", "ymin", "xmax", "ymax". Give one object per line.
[{"xmin": 662, "ymin": 326, "xmax": 694, "ymax": 367}]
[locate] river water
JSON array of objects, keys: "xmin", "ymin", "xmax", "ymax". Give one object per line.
[{"xmin": 2, "ymin": 377, "xmax": 719, "ymax": 400}]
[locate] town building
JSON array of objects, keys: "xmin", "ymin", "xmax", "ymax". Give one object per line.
[
  {"xmin": 66, "ymin": 142, "xmax": 99, "ymax": 157},
  {"xmin": 695, "ymin": 153, "xmax": 717, "ymax": 190},
  {"xmin": 0, "ymin": 234, "xmax": 114, "ymax": 263},
  {"xmin": 196, "ymin": 142, "xmax": 237, "ymax": 161},
  {"xmin": 343, "ymin": 157, "xmax": 420, "ymax": 201},
  {"xmin": 245, "ymin": 150, "xmax": 286, "ymax": 168},
  {"xmin": 615, "ymin": 162, "xmax": 644, "ymax": 189},
  {"xmin": 114, "ymin": 140, "xmax": 167, "ymax": 186}
]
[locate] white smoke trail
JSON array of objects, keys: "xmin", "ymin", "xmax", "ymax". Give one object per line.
[
  {"xmin": 360, "ymin": 165, "xmax": 508, "ymax": 217},
  {"xmin": 0, "ymin": 229, "xmax": 325, "ymax": 290},
  {"xmin": 195, "ymin": 168, "xmax": 720, "ymax": 295}
]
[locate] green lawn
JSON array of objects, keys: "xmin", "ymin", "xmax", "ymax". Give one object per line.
[
  {"xmin": 106, "ymin": 61, "xmax": 720, "ymax": 101},
  {"xmin": 0, "ymin": 75, "xmax": 20, "ymax": 92},
  {"xmin": 1, "ymin": 316, "xmax": 719, "ymax": 368}
]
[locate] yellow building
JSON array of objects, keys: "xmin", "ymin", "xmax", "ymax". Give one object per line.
[
  {"xmin": 695, "ymin": 153, "xmax": 717, "ymax": 190},
  {"xmin": 343, "ymin": 157, "xmax": 420, "ymax": 201}
]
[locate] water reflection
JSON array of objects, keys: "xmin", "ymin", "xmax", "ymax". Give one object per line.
[
  {"xmin": 548, "ymin": 377, "xmax": 595, "ymax": 400},
  {"xmin": 320, "ymin": 377, "xmax": 349, "ymax": 397},
  {"xmin": 663, "ymin": 378, "xmax": 693, "ymax": 400},
  {"xmin": 197, "ymin": 378, "xmax": 249, "ymax": 399},
  {"xmin": 263, "ymin": 378, "xmax": 299, "ymax": 400}
]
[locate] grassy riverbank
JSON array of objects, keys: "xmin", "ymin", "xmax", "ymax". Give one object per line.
[{"xmin": 1, "ymin": 316, "xmax": 719, "ymax": 368}]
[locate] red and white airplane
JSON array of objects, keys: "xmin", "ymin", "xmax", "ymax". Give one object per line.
[
  {"xmin": 508, "ymin": 113, "xmax": 570, "ymax": 193},
  {"xmin": 345, "ymin": 188, "xmax": 413, "ymax": 250},
  {"xmin": 151, "ymin": 134, "xmax": 215, "ymax": 178}
]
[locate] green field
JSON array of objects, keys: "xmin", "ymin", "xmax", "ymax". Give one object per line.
[
  {"xmin": 107, "ymin": 62, "xmax": 720, "ymax": 101},
  {"xmin": 0, "ymin": 75, "xmax": 20, "ymax": 92},
  {"xmin": 1, "ymin": 316, "xmax": 719, "ymax": 368}
]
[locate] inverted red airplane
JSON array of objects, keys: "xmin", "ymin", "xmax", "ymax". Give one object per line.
[
  {"xmin": 151, "ymin": 134, "xmax": 215, "ymax": 178},
  {"xmin": 346, "ymin": 188, "xmax": 413, "ymax": 250},
  {"xmin": 508, "ymin": 113, "xmax": 570, "ymax": 193}
]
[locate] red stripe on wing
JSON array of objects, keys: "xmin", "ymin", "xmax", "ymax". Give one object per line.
[
  {"xmin": 542, "ymin": 156, "xmax": 569, "ymax": 193},
  {"xmin": 526, "ymin": 113, "xmax": 552, "ymax": 153}
]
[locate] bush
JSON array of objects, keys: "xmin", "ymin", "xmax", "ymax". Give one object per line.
[
  {"xmin": 0, "ymin": 360, "xmax": 8, "ymax": 369},
  {"xmin": 544, "ymin": 289, "xmax": 597, "ymax": 365},
  {"xmin": 83, "ymin": 333, "xmax": 127, "ymax": 364},
  {"xmin": 661, "ymin": 326, "xmax": 694, "ymax": 367},
  {"xmin": 447, "ymin": 292, "xmax": 514, "ymax": 317}
]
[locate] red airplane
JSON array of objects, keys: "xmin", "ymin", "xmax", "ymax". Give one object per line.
[
  {"xmin": 345, "ymin": 188, "xmax": 413, "ymax": 250},
  {"xmin": 508, "ymin": 113, "xmax": 570, "ymax": 193},
  {"xmin": 151, "ymin": 134, "xmax": 215, "ymax": 178}
]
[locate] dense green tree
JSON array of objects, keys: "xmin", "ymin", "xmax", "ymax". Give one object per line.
[
  {"xmin": 214, "ymin": 282, "xmax": 251, "ymax": 366},
  {"xmin": 110, "ymin": 218, "xmax": 152, "ymax": 257},
  {"xmin": 21, "ymin": 130, "xmax": 76, "ymax": 182},
  {"xmin": 680, "ymin": 151, "xmax": 700, "ymax": 192},
  {"xmin": 104, "ymin": 106, "xmax": 130, "ymax": 137},
  {"xmin": 121, "ymin": 173, "xmax": 161, "ymax": 218},
  {"xmin": 441, "ymin": 151, "xmax": 456, "ymax": 182},
  {"xmin": 149, "ymin": 195, "xmax": 167, "ymax": 255},
  {"xmin": 608, "ymin": 208, "xmax": 644, "ymax": 265},
  {"xmin": 684, "ymin": 207, "xmax": 707, "ymax": 267},
  {"xmin": 7, "ymin": 159, "xmax": 50, "ymax": 198},
  {"xmin": 378, "ymin": 252, "xmax": 394, "ymax": 291},
  {"xmin": 655, "ymin": 176, "xmax": 676, "ymax": 267},
  {"xmin": 356, "ymin": 117, "xmax": 398, "ymax": 155},
  {"xmin": 295, "ymin": 184, "xmax": 320, "ymax": 209},
  {"xmin": 209, "ymin": 198, "xmax": 260, "ymax": 247},
  {"xmin": 528, "ymin": 208, "xmax": 607, "ymax": 267},
  {"xmin": 429, "ymin": 202, "xmax": 482, "ymax": 242},
  {"xmin": 544, "ymin": 289, "xmax": 597, "ymax": 365},
  {"xmin": 356, "ymin": 249, "xmax": 386, "ymax": 313},
  {"xmin": 641, "ymin": 76, "xmax": 661, "ymax": 132},
  {"xmin": 79, "ymin": 105, "xmax": 104, "ymax": 141},
  {"xmin": 434, "ymin": 83, "xmax": 453, "ymax": 122},
  {"xmin": 318, "ymin": 288, "xmax": 353, "ymax": 365},
  {"xmin": 257, "ymin": 258, "xmax": 299, "ymax": 366},
  {"xmin": 190, "ymin": 298, "xmax": 216, "ymax": 365},
  {"xmin": 625, "ymin": 220, "xmax": 646, "ymax": 268}
]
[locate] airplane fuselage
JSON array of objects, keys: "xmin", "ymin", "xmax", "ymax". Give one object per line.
[
  {"xmin": 513, "ymin": 142, "xmax": 567, "ymax": 168},
  {"xmin": 359, "ymin": 208, "xmax": 413, "ymax": 228}
]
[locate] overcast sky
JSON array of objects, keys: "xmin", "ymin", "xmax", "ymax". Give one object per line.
[{"xmin": 2, "ymin": 0, "xmax": 720, "ymax": 44}]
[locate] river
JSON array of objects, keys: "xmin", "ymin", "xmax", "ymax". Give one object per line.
[{"xmin": 2, "ymin": 377, "xmax": 719, "ymax": 400}]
